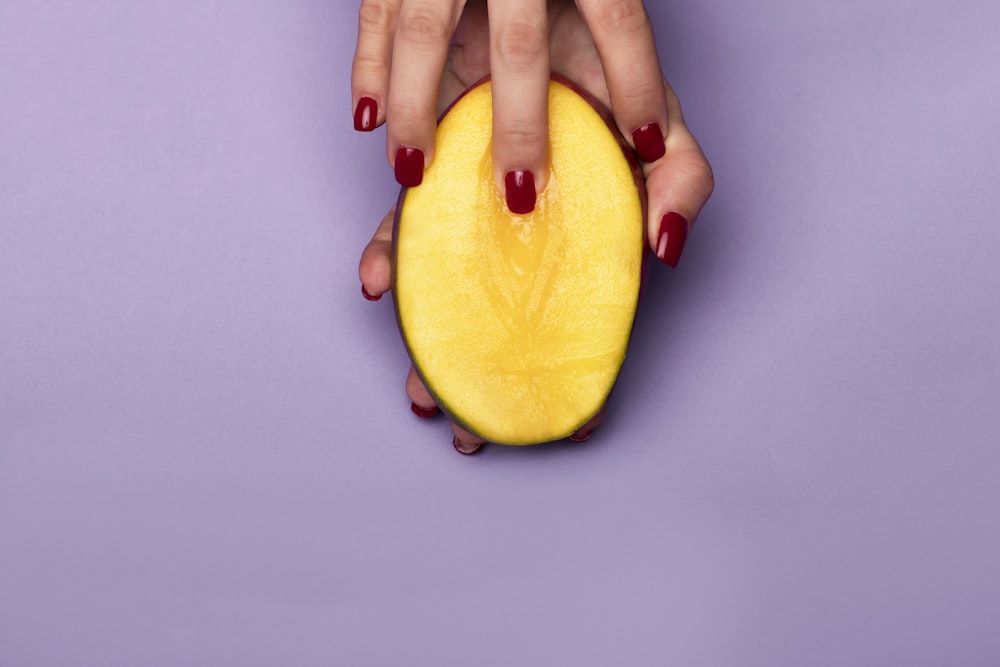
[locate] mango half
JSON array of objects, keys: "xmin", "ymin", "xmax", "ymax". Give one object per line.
[{"xmin": 392, "ymin": 77, "xmax": 646, "ymax": 445}]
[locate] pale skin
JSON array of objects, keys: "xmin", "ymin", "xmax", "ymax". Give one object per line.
[{"xmin": 355, "ymin": 0, "xmax": 714, "ymax": 453}]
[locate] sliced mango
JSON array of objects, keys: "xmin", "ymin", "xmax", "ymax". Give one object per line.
[{"xmin": 393, "ymin": 78, "xmax": 645, "ymax": 445}]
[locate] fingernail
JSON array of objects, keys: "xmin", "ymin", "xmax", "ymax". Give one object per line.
[
  {"xmin": 361, "ymin": 284, "xmax": 381, "ymax": 301},
  {"xmin": 354, "ymin": 96, "xmax": 378, "ymax": 132},
  {"xmin": 394, "ymin": 146, "xmax": 424, "ymax": 187},
  {"xmin": 504, "ymin": 170, "xmax": 536, "ymax": 214},
  {"xmin": 569, "ymin": 430, "xmax": 594, "ymax": 443},
  {"xmin": 656, "ymin": 212, "xmax": 689, "ymax": 268},
  {"xmin": 632, "ymin": 123, "xmax": 666, "ymax": 163},
  {"xmin": 453, "ymin": 436, "xmax": 484, "ymax": 456},
  {"xmin": 411, "ymin": 402, "xmax": 439, "ymax": 419}
]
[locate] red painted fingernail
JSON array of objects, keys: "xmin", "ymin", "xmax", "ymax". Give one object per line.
[
  {"xmin": 361, "ymin": 284, "xmax": 381, "ymax": 301},
  {"xmin": 354, "ymin": 96, "xmax": 378, "ymax": 132},
  {"xmin": 394, "ymin": 146, "xmax": 424, "ymax": 187},
  {"xmin": 411, "ymin": 402, "xmax": 439, "ymax": 419},
  {"xmin": 632, "ymin": 123, "xmax": 666, "ymax": 163},
  {"xmin": 569, "ymin": 430, "xmax": 594, "ymax": 443},
  {"xmin": 504, "ymin": 170, "xmax": 536, "ymax": 214},
  {"xmin": 656, "ymin": 212, "xmax": 689, "ymax": 268},
  {"xmin": 453, "ymin": 436, "xmax": 484, "ymax": 456}
]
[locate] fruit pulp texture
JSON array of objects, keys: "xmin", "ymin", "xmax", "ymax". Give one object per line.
[{"xmin": 395, "ymin": 81, "xmax": 643, "ymax": 445}]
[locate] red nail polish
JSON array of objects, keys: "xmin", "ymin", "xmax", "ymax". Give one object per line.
[
  {"xmin": 453, "ymin": 436, "xmax": 484, "ymax": 456},
  {"xmin": 394, "ymin": 146, "xmax": 424, "ymax": 187},
  {"xmin": 504, "ymin": 170, "xmax": 536, "ymax": 214},
  {"xmin": 354, "ymin": 96, "xmax": 378, "ymax": 132},
  {"xmin": 632, "ymin": 123, "xmax": 666, "ymax": 163},
  {"xmin": 411, "ymin": 402, "xmax": 439, "ymax": 418},
  {"xmin": 569, "ymin": 430, "xmax": 593, "ymax": 443},
  {"xmin": 656, "ymin": 212, "xmax": 689, "ymax": 268},
  {"xmin": 361, "ymin": 284, "xmax": 381, "ymax": 301}
]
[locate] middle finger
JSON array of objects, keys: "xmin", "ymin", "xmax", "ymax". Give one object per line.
[{"xmin": 487, "ymin": 0, "xmax": 551, "ymax": 215}]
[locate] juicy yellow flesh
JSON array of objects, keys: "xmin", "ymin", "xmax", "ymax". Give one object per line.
[{"xmin": 395, "ymin": 81, "xmax": 643, "ymax": 444}]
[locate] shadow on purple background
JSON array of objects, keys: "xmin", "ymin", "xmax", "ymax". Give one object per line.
[{"xmin": 2, "ymin": 1, "xmax": 998, "ymax": 665}]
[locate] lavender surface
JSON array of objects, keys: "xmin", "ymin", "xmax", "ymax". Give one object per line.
[{"xmin": 2, "ymin": 1, "xmax": 998, "ymax": 664}]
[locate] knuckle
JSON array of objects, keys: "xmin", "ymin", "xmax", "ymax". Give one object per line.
[
  {"xmin": 494, "ymin": 21, "xmax": 547, "ymax": 72},
  {"xmin": 353, "ymin": 51, "xmax": 387, "ymax": 77},
  {"xmin": 390, "ymin": 97, "xmax": 432, "ymax": 126},
  {"xmin": 593, "ymin": 0, "xmax": 648, "ymax": 36},
  {"xmin": 678, "ymin": 153, "xmax": 715, "ymax": 199},
  {"xmin": 497, "ymin": 123, "xmax": 546, "ymax": 152},
  {"xmin": 398, "ymin": 3, "xmax": 451, "ymax": 49},
  {"xmin": 358, "ymin": 0, "xmax": 397, "ymax": 35},
  {"xmin": 618, "ymin": 77, "xmax": 663, "ymax": 107}
]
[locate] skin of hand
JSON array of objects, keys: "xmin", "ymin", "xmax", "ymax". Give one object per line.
[
  {"xmin": 353, "ymin": 0, "xmax": 689, "ymax": 216},
  {"xmin": 357, "ymin": 1, "xmax": 714, "ymax": 454}
]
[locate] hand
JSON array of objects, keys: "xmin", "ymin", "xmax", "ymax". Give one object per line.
[
  {"xmin": 352, "ymin": 0, "xmax": 696, "ymax": 216},
  {"xmin": 357, "ymin": 2, "xmax": 714, "ymax": 454}
]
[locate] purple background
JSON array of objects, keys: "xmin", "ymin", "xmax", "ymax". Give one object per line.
[{"xmin": 2, "ymin": 1, "xmax": 998, "ymax": 664}]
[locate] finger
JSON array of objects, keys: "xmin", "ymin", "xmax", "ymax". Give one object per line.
[
  {"xmin": 569, "ymin": 406, "xmax": 606, "ymax": 443},
  {"xmin": 643, "ymin": 82, "xmax": 714, "ymax": 267},
  {"xmin": 451, "ymin": 422, "xmax": 486, "ymax": 455},
  {"xmin": 575, "ymin": 0, "xmax": 669, "ymax": 164},
  {"xmin": 386, "ymin": 0, "xmax": 464, "ymax": 187},
  {"xmin": 352, "ymin": 0, "xmax": 400, "ymax": 132},
  {"xmin": 487, "ymin": 0, "xmax": 551, "ymax": 214},
  {"xmin": 405, "ymin": 366, "xmax": 440, "ymax": 418},
  {"xmin": 358, "ymin": 204, "xmax": 397, "ymax": 301}
]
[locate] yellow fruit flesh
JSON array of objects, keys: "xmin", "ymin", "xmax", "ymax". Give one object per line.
[{"xmin": 395, "ymin": 80, "xmax": 644, "ymax": 445}]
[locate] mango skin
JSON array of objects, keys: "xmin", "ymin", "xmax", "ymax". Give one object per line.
[{"xmin": 391, "ymin": 74, "xmax": 649, "ymax": 445}]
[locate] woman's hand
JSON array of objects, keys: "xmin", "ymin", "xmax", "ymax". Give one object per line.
[
  {"xmin": 353, "ymin": 0, "xmax": 688, "ymax": 215},
  {"xmin": 357, "ymin": 2, "xmax": 714, "ymax": 453}
]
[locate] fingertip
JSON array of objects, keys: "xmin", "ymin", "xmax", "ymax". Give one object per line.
[
  {"xmin": 406, "ymin": 366, "xmax": 436, "ymax": 409},
  {"xmin": 491, "ymin": 123, "xmax": 548, "ymax": 215},
  {"xmin": 503, "ymin": 169, "xmax": 537, "ymax": 214},
  {"xmin": 361, "ymin": 283, "xmax": 383, "ymax": 301},
  {"xmin": 411, "ymin": 402, "xmax": 439, "ymax": 419},
  {"xmin": 451, "ymin": 422, "xmax": 487, "ymax": 455},
  {"xmin": 569, "ymin": 406, "xmax": 606, "ymax": 442},
  {"xmin": 653, "ymin": 211, "xmax": 689, "ymax": 268},
  {"xmin": 358, "ymin": 241, "xmax": 392, "ymax": 297},
  {"xmin": 353, "ymin": 96, "xmax": 380, "ymax": 132},
  {"xmin": 631, "ymin": 121, "xmax": 666, "ymax": 164},
  {"xmin": 394, "ymin": 145, "xmax": 425, "ymax": 187},
  {"xmin": 453, "ymin": 436, "xmax": 485, "ymax": 455},
  {"xmin": 359, "ymin": 203, "xmax": 397, "ymax": 298}
]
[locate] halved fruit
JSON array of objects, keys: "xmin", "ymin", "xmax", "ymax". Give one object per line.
[{"xmin": 392, "ymin": 77, "xmax": 646, "ymax": 445}]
